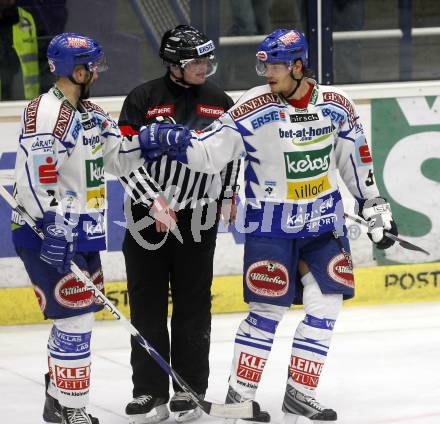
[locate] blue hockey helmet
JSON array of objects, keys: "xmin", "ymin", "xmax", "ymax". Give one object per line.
[
  {"xmin": 47, "ymin": 33, "xmax": 108, "ymax": 77},
  {"xmin": 256, "ymin": 29, "xmax": 308, "ymax": 76}
]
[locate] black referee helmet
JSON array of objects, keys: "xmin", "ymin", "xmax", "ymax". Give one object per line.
[{"xmin": 159, "ymin": 24, "xmax": 216, "ymax": 66}]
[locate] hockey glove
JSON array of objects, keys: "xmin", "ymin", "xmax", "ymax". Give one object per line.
[
  {"xmin": 139, "ymin": 123, "xmax": 191, "ymax": 162},
  {"xmin": 360, "ymin": 197, "xmax": 398, "ymax": 250},
  {"xmin": 40, "ymin": 211, "xmax": 78, "ymax": 274}
]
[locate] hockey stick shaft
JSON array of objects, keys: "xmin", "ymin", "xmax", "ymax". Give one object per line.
[
  {"xmin": 0, "ymin": 184, "xmax": 259, "ymax": 419},
  {"xmin": 344, "ymin": 212, "xmax": 430, "ymax": 255}
]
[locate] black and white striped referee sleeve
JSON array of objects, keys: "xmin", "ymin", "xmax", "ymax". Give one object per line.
[
  {"xmin": 219, "ymin": 158, "xmax": 241, "ymax": 200},
  {"xmin": 119, "ymin": 165, "xmax": 162, "ymax": 207}
]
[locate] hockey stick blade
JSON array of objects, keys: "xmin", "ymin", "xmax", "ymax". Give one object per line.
[
  {"xmin": 206, "ymin": 399, "xmax": 260, "ymax": 419},
  {"xmin": 167, "ymin": 367, "xmax": 260, "ymax": 418},
  {"xmin": 0, "ymin": 184, "xmax": 261, "ymax": 420},
  {"xmin": 344, "ymin": 213, "xmax": 430, "ymax": 255},
  {"xmin": 381, "ymin": 231, "xmax": 430, "ymax": 255}
]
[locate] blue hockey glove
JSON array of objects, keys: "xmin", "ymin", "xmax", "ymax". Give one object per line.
[
  {"xmin": 40, "ymin": 211, "xmax": 78, "ymax": 274},
  {"xmin": 139, "ymin": 123, "xmax": 191, "ymax": 162},
  {"xmin": 360, "ymin": 197, "xmax": 398, "ymax": 250}
]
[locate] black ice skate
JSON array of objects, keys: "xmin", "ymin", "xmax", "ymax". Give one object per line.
[
  {"xmin": 282, "ymin": 384, "xmax": 337, "ymax": 421},
  {"xmin": 61, "ymin": 407, "xmax": 99, "ymax": 424},
  {"xmin": 225, "ymin": 386, "xmax": 270, "ymax": 423},
  {"xmin": 43, "ymin": 373, "xmax": 99, "ymax": 424},
  {"xmin": 125, "ymin": 394, "xmax": 169, "ymax": 424},
  {"xmin": 44, "ymin": 373, "xmax": 63, "ymax": 423},
  {"xmin": 169, "ymin": 391, "xmax": 203, "ymax": 422}
]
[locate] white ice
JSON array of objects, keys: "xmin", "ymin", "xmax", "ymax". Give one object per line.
[{"xmin": 1, "ymin": 302, "xmax": 440, "ymax": 424}]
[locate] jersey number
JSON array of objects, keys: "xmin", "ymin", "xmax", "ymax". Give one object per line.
[{"xmin": 365, "ymin": 169, "xmax": 374, "ymax": 186}]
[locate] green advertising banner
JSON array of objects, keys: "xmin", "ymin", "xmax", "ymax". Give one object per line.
[{"xmin": 372, "ymin": 96, "xmax": 440, "ymax": 264}]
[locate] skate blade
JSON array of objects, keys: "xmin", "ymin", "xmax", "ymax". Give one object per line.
[
  {"xmin": 223, "ymin": 418, "xmax": 269, "ymax": 424},
  {"xmin": 281, "ymin": 413, "xmax": 300, "ymax": 424},
  {"xmin": 173, "ymin": 407, "xmax": 202, "ymax": 423},
  {"xmin": 308, "ymin": 421, "xmax": 337, "ymax": 423},
  {"xmin": 282, "ymin": 414, "xmax": 337, "ymax": 424},
  {"xmin": 128, "ymin": 404, "xmax": 170, "ymax": 424}
]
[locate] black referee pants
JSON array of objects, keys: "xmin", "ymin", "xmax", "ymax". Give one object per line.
[{"xmin": 123, "ymin": 204, "xmax": 218, "ymax": 399}]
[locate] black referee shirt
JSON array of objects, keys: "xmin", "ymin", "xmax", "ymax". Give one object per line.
[{"xmin": 119, "ymin": 73, "xmax": 240, "ymax": 210}]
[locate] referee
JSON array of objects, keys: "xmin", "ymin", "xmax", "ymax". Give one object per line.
[{"xmin": 119, "ymin": 25, "xmax": 240, "ymax": 424}]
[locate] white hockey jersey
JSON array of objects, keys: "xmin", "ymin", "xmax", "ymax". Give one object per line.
[
  {"xmin": 181, "ymin": 81, "xmax": 380, "ymax": 238},
  {"xmin": 13, "ymin": 86, "xmax": 145, "ymax": 250}
]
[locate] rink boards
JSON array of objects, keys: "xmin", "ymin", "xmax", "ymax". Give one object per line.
[{"xmin": 1, "ymin": 261, "xmax": 439, "ymax": 325}]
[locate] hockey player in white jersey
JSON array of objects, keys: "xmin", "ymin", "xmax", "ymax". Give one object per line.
[
  {"xmin": 139, "ymin": 29, "xmax": 398, "ymax": 422},
  {"xmin": 12, "ymin": 33, "xmax": 153, "ymax": 424}
]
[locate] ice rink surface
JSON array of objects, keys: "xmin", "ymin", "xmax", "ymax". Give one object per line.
[{"xmin": 1, "ymin": 302, "xmax": 440, "ymax": 424}]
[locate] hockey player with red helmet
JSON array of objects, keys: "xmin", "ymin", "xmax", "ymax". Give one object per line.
[{"xmin": 139, "ymin": 28, "xmax": 399, "ymax": 422}]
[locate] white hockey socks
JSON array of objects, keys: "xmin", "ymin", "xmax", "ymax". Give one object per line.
[
  {"xmin": 229, "ymin": 302, "xmax": 286, "ymax": 400},
  {"xmin": 47, "ymin": 312, "xmax": 95, "ymax": 408},
  {"xmin": 287, "ymin": 272, "xmax": 342, "ymax": 395}
]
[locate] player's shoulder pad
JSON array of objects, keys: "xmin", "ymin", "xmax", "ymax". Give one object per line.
[
  {"xmin": 229, "ymin": 84, "xmax": 282, "ymax": 121},
  {"xmin": 319, "ymin": 84, "xmax": 356, "ymax": 110},
  {"xmin": 82, "ymin": 100, "xmax": 107, "ymax": 117},
  {"xmin": 22, "ymin": 92, "xmax": 77, "ymax": 144},
  {"xmin": 22, "ymin": 94, "xmax": 45, "ymax": 135},
  {"xmin": 318, "ymin": 84, "xmax": 357, "ymax": 125}
]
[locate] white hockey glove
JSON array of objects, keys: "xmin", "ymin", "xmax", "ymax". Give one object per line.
[{"xmin": 360, "ymin": 197, "xmax": 398, "ymax": 250}]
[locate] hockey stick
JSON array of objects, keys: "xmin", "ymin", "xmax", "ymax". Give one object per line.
[
  {"xmin": 344, "ymin": 212, "xmax": 430, "ymax": 255},
  {"xmin": 0, "ymin": 184, "xmax": 261, "ymax": 419}
]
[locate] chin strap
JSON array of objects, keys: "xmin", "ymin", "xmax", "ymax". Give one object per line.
[
  {"xmin": 284, "ymin": 72, "xmax": 304, "ymax": 99},
  {"xmin": 68, "ymin": 69, "xmax": 94, "ymax": 99},
  {"xmin": 169, "ymin": 67, "xmax": 195, "ymax": 87}
]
